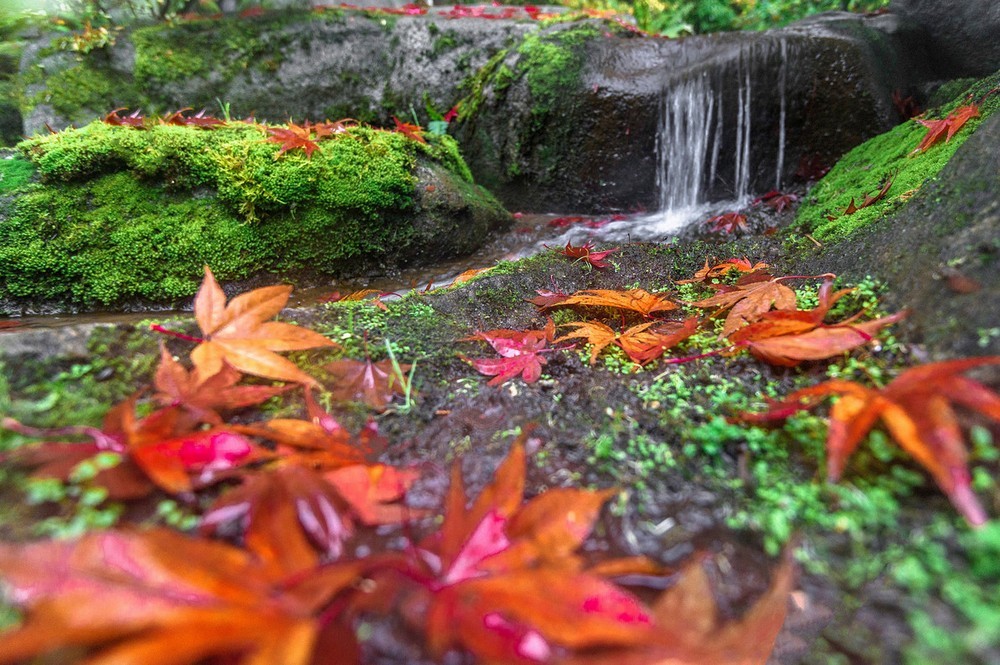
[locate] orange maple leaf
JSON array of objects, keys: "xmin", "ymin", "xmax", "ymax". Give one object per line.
[
  {"xmin": 676, "ymin": 257, "xmax": 769, "ymax": 284},
  {"xmin": 186, "ymin": 266, "xmax": 337, "ymax": 386},
  {"xmin": 738, "ymin": 356, "xmax": 1000, "ymax": 526},
  {"xmin": 555, "ymin": 289, "xmax": 678, "ymax": 319},
  {"xmin": 690, "ymin": 274, "xmax": 799, "ymax": 338},
  {"xmin": 0, "ymin": 528, "xmax": 373, "ymax": 663},
  {"xmin": 911, "ymin": 103, "xmax": 979, "ymax": 154},
  {"xmin": 266, "ymin": 121, "xmax": 322, "ymax": 157}
]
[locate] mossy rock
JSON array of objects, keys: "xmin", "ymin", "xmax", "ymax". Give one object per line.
[
  {"xmin": 789, "ymin": 70, "xmax": 1000, "ymax": 357},
  {"xmin": 0, "ymin": 120, "xmax": 509, "ymax": 313}
]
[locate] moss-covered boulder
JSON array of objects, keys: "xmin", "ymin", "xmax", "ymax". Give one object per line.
[
  {"xmin": 0, "ymin": 120, "xmax": 510, "ymax": 314},
  {"xmin": 789, "ymin": 71, "xmax": 1000, "ymax": 357}
]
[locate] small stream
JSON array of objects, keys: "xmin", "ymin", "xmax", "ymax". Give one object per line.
[{"xmin": 2, "ymin": 201, "xmax": 741, "ymax": 332}]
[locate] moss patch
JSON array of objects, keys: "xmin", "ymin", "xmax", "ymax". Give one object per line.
[
  {"xmin": 793, "ymin": 72, "xmax": 1000, "ymax": 244},
  {"xmin": 2, "ymin": 120, "xmax": 489, "ymax": 307},
  {"xmin": 0, "ymin": 154, "xmax": 34, "ymax": 194}
]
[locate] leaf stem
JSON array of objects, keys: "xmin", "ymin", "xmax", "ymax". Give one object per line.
[{"xmin": 149, "ymin": 323, "xmax": 204, "ymax": 344}]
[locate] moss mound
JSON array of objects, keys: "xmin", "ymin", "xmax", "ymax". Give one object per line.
[
  {"xmin": 0, "ymin": 120, "xmax": 503, "ymax": 309},
  {"xmin": 793, "ymin": 71, "xmax": 1000, "ymax": 243}
]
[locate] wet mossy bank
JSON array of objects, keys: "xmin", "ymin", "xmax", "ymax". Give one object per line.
[
  {"xmin": 2, "ymin": 233, "xmax": 998, "ymax": 663},
  {"xmin": 0, "ymin": 120, "xmax": 510, "ymax": 314}
]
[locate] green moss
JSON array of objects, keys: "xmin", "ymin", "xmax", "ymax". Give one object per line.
[
  {"xmin": 793, "ymin": 73, "xmax": 1000, "ymax": 243},
  {"xmin": 4, "ymin": 119, "xmax": 490, "ymax": 306},
  {"xmin": 28, "ymin": 61, "xmax": 136, "ymax": 120},
  {"xmin": 0, "ymin": 154, "xmax": 35, "ymax": 193},
  {"xmin": 432, "ymin": 30, "xmax": 459, "ymax": 57},
  {"xmin": 516, "ymin": 23, "xmax": 600, "ymax": 121}
]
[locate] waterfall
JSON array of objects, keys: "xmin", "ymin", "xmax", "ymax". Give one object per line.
[
  {"xmin": 655, "ymin": 38, "xmax": 790, "ymax": 211},
  {"xmin": 656, "ymin": 74, "xmax": 717, "ymax": 211}
]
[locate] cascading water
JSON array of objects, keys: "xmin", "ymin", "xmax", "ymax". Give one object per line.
[{"xmin": 655, "ymin": 38, "xmax": 789, "ymax": 215}]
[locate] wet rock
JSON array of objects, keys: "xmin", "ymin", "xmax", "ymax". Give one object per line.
[
  {"xmin": 456, "ymin": 13, "xmax": 934, "ymax": 213},
  {"xmin": 18, "ymin": 10, "xmax": 536, "ymax": 136},
  {"xmin": 790, "ymin": 102, "xmax": 1000, "ymax": 358},
  {"xmin": 890, "ymin": 0, "xmax": 1000, "ymax": 78}
]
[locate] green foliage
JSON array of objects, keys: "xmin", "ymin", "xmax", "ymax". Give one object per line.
[
  {"xmin": 793, "ymin": 73, "xmax": 1000, "ymax": 243},
  {"xmin": 516, "ymin": 23, "xmax": 601, "ymax": 120},
  {"xmin": 0, "ymin": 154, "xmax": 34, "ymax": 193}
]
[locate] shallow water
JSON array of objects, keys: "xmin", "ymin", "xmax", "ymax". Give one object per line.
[{"xmin": 1, "ymin": 201, "xmax": 746, "ymax": 332}]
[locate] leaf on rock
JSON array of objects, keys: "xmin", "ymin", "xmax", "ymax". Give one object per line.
[
  {"xmin": 676, "ymin": 258, "xmax": 769, "ymax": 284},
  {"xmin": 0, "ymin": 528, "xmax": 369, "ymax": 665},
  {"xmin": 102, "ymin": 107, "xmax": 145, "ymax": 128},
  {"xmin": 618, "ymin": 317, "xmax": 702, "ymax": 365},
  {"xmin": 187, "ymin": 266, "xmax": 337, "ymax": 387},
  {"xmin": 392, "ymin": 116, "xmax": 427, "ymax": 144},
  {"xmin": 738, "ymin": 356, "xmax": 1000, "ymax": 525},
  {"xmin": 266, "ymin": 121, "xmax": 322, "ymax": 157},
  {"xmin": 324, "ymin": 356, "xmax": 412, "ymax": 411},
  {"xmin": 555, "ymin": 289, "xmax": 678, "ymax": 319},
  {"xmin": 704, "ymin": 212, "xmax": 747, "ymax": 234},
  {"xmin": 402, "ymin": 438, "xmax": 658, "ymax": 662},
  {"xmin": 461, "ymin": 321, "xmax": 556, "ymax": 386},
  {"xmin": 690, "ymin": 275, "xmax": 798, "ymax": 338},
  {"xmin": 153, "ymin": 343, "xmax": 289, "ymax": 426},
  {"xmin": 554, "ymin": 241, "xmax": 619, "ymax": 269}
]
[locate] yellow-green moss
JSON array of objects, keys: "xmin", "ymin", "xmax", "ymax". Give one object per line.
[
  {"xmin": 793, "ymin": 72, "xmax": 1000, "ymax": 243},
  {"xmin": 3, "ymin": 120, "xmax": 483, "ymax": 306},
  {"xmin": 0, "ymin": 154, "xmax": 34, "ymax": 193}
]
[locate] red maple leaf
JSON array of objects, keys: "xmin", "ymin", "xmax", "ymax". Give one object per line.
[
  {"xmin": 911, "ymin": 103, "xmax": 979, "ymax": 154},
  {"xmin": 102, "ymin": 108, "xmax": 145, "ymax": 128},
  {"xmin": 738, "ymin": 356, "xmax": 1000, "ymax": 526},
  {"xmin": 266, "ymin": 121, "xmax": 322, "ymax": 157},
  {"xmin": 461, "ymin": 320, "xmax": 556, "ymax": 386},
  {"xmin": 553, "ymin": 240, "xmax": 619, "ymax": 269},
  {"xmin": 704, "ymin": 212, "xmax": 747, "ymax": 234},
  {"xmin": 323, "ymin": 355, "xmax": 413, "ymax": 411},
  {"xmin": 392, "ymin": 116, "xmax": 427, "ymax": 144}
]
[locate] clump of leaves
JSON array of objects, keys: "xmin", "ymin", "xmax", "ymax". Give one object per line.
[
  {"xmin": 753, "ymin": 190, "xmax": 799, "ymax": 213},
  {"xmin": 738, "ymin": 356, "xmax": 1000, "ymax": 525}
]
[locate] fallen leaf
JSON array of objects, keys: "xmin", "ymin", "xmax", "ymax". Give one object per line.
[
  {"xmin": 676, "ymin": 258, "xmax": 769, "ymax": 284},
  {"xmin": 266, "ymin": 121, "xmax": 322, "ymax": 157},
  {"xmin": 183, "ymin": 266, "xmax": 337, "ymax": 386},
  {"xmin": 911, "ymin": 103, "xmax": 979, "ymax": 154},
  {"xmin": 690, "ymin": 275, "xmax": 798, "ymax": 338},
  {"xmin": 554, "ymin": 241, "xmax": 619, "ymax": 269},
  {"xmin": 0, "ymin": 528, "xmax": 370, "ymax": 664},
  {"xmin": 392, "ymin": 117, "xmax": 427, "ymax": 144},
  {"xmin": 324, "ymin": 356, "xmax": 412, "ymax": 410},
  {"xmin": 704, "ymin": 212, "xmax": 747, "ymax": 234},
  {"xmin": 738, "ymin": 356, "xmax": 1000, "ymax": 525},
  {"xmin": 554, "ymin": 289, "xmax": 678, "ymax": 319}
]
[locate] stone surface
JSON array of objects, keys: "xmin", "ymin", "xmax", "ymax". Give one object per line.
[
  {"xmin": 791, "ymin": 107, "xmax": 1000, "ymax": 358},
  {"xmin": 457, "ymin": 13, "xmax": 935, "ymax": 213},
  {"xmin": 890, "ymin": 0, "xmax": 1000, "ymax": 78}
]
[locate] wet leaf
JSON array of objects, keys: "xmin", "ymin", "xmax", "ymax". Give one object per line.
[
  {"xmin": 554, "ymin": 289, "xmax": 678, "ymax": 319},
  {"xmin": 461, "ymin": 321, "xmax": 556, "ymax": 386},
  {"xmin": 266, "ymin": 121, "xmax": 322, "ymax": 157},
  {"xmin": 324, "ymin": 356, "xmax": 412, "ymax": 411},
  {"xmin": 911, "ymin": 104, "xmax": 979, "ymax": 154},
  {"xmin": 186, "ymin": 266, "xmax": 337, "ymax": 386},
  {"xmin": 738, "ymin": 356, "xmax": 1000, "ymax": 525},
  {"xmin": 554, "ymin": 241, "xmax": 620, "ymax": 269},
  {"xmin": 690, "ymin": 275, "xmax": 798, "ymax": 338}
]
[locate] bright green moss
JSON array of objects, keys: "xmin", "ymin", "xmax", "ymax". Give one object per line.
[
  {"xmin": 516, "ymin": 23, "xmax": 601, "ymax": 120},
  {"xmin": 0, "ymin": 154, "xmax": 35, "ymax": 193},
  {"xmin": 4, "ymin": 120, "xmax": 485, "ymax": 306},
  {"xmin": 794, "ymin": 73, "xmax": 1000, "ymax": 243},
  {"xmin": 28, "ymin": 62, "xmax": 135, "ymax": 120}
]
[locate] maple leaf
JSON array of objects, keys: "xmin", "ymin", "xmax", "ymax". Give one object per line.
[
  {"xmin": 556, "ymin": 320, "xmax": 645, "ymax": 365},
  {"xmin": 676, "ymin": 258, "xmax": 770, "ymax": 285},
  {"xmin": 461, "ymin": 321, "xmax": 556, "ymax": 386},
  {"xmin": 153, "ymin": 343, "xmax": 289, "ymax": 426},
  {"xmin": 704, "ymin": 212, "xmax": 747, "ymax": 234},
  {"xmin": 392, "ymin": 116, "xmax": 427, "ymax": 144},
  {"xmin": 157, "ymin": 266, "xmax": 337, "ymax": 387},
  {"xmin": 827, "ymin": 173, "xmax": 896, "ymax": 220},
  {"xmin": 162, "ymin": 107, "xmax": 225, "ymax": 129},
  {"xmin": 312, "ymin": 117, "xmax": 358, "ymax": 137},
  {"xmin": 738, "ymin": 356, "xmax": 1000, "ymax": 525},
  {"xmin": 0, "ymin": 528, "xmax": 373, "ymax": 664},
  {"xmin": 202, "ymin": 461, "xmax": 420, "ymax": 576},
  {"xmin": 722, "ymin": 280, "xmax": 907, "ymax": 366},
  {"xmin": 553, "ymin": 240, "xmax": 619, "ymax": 269},
  {"xmin": 2, "ymin": 399, "xmax": 265, "ymax": 497},
  {"xmin": 617, "ymin": 317, "xmax": 702, "ymax": 365},
  {"xmin": 102, "ymin": 107, "xmax": 145, "ymax": 128},
  {"xmin": 911, "ymin": 103, "xmax": 979, "ymax": 154},
  {"xmin": 689, "ymin": 274, "xmax": 799, "ymax": 338},
  {"xmin": 324, "ymin": 356, "xmax": 412, "ymax": 411},
  {"xmin": 554, "ymin": 289, "xmax": 678, "ymax": 319},
  {"xmin": 753, "ymin": 189, "xmax": 798, "ymax": 213},
  {"xmin": 266, "ymin": 121, "xmax": 322, "ymax": 157},
  {"xmin": 393, "ymin": 439, "xmax": 657, "ymax": 663},
  {"xmin": 527, "ymin": 287, "xmax": 570, "ymax": 309},
  {"xmin": 561, "ymin": 551, "xmax": 794, "ymax": 665}
]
